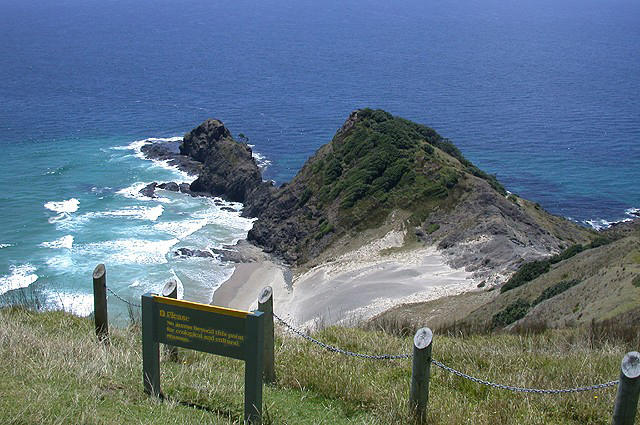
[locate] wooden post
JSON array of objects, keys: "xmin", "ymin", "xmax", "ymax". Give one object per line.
[
  {"xmin": 162, "ymin": 280, "xmax": 179, "ymax": 362},
  {"xmin": 92, "ymin": 264, "xmax": 109, "ymax": 343},
  {"xmin": 142, "ymin": 294, "xmax": 161, "ymax": 398},
  {"xmin": 612, "ymin": 351, "xmax": 640, "ymax": 425},
  {"xmin": 244, "ymin": 311, "xmax": 265, "ymax": 424},
  {"xmin": 409, "ymin": 327, "xmax": 433, "ymax": 423},
  {"xmin": 258, "ymin": 286, "xmax": 275, "ymax": 384}
]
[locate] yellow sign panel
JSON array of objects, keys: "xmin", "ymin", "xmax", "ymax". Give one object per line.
[{"xmin": 153, "ymin": 295, "xmax": 249, "ymax": 318}]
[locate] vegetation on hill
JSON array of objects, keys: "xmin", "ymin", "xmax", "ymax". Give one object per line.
[
  {"xmin": 375, "ymin": 220, "xmax": 640, "ymax": 333},
  {"xmin": 248, "ymin": 108, "xmax": 592, "ymax": 271},
  {"xmin": 249, "ymin": 108, "xmax": 497, "ymax": 264},
  {"xmin": 0, "ymin": 306, "xmax": 630, "ymax": 424},
  {"xmin": 304, "ymin": 109, "xmax": 503, "ymax": 226}
]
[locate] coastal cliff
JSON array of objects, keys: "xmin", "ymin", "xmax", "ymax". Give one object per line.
[
  {"xmin": 180, "ymin": 119, "xmax": 275, "ymax": 215},
  {"xmin": 171, "ymin": 109, "xmax": 593, "ymax": 287}
]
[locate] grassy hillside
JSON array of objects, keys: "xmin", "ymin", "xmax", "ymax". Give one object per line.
[
  {"xmin": 375, "ymin": 221, "xmax": 640, "ymax": 334},
  {"xmin": 0, "ymin": 307, "xmax": 632, "ymax": 424}
]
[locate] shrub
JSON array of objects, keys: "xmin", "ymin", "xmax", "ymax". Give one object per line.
[
  {"xmin": 534, "ymin": 279, "xmax": 581, "ymax": 304},
  {"xmin": 425, "ymin": 223, "xmax": 440, "ymax": 234},
  {"xmin": 550, "ymin": 244, "xmax": 583, "ymax": 264},
  {"xmin": 587, "ymin": 236, "xmax": 613, "ymax": 249},
  {"xmin": 501, "ymin": 260, "xmax": 551, "ymax": 293},
  {"xmin": 324, "ymin": 158, "xmax": 343, "ymax": 183},
  {"xmin": 633, "ymin": 275, "xmax": 640, "ymax": 288},
  {"xmin": 297, "ymin": 188, "xmax": 312, "ymax": 207},
  {"xmin": 492, "ymin": 299, "xmax": 531, "ymax": 329}
]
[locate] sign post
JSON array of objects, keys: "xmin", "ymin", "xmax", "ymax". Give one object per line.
[{"xmin": 142, "ymin": 293, "xmax": 264, "ymax": 424}]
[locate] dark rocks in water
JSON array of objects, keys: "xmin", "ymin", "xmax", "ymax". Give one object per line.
[
  {"xmin": 140, "ymin": 140, "xmax": 203, "ymax": 176},
  {"xmin": 158, "ymin": 182, "xmax": 179, "ymax": 192},
  {"xmin": 211, "ymin": 247, "xmax": 258, "ymax": 263},
  {"xmin": 179, "ymin": 119, "xmax": 275, "ymax": 207},
  {"xmin": 220, "ymin": 206, "xmax": 236, "ymax": 212},
  {"xmin": 139, "ymin": 181, "xmax": 196, "ymax": 198},
  {"xmin": 178, "ymin": 183, "xmax": 192, "ymax": 195},
  {"xmin": 174, "ymin": 248, "xmax": 214, "ymax": 258},
  {"xmin": 140, "ymin": 182, "xmax": 158, "ymax": 198}
]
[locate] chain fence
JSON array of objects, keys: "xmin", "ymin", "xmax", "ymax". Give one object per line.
[
  {"xmin": 274, "ymin": 312, "xmax": 411, "ymax": 360},
  {"xmin": 273, "ymin": 312, "xmax": 620, "ymax": 394},
  {"xmin": 106, "ymin": 286, "xmax": 141, "ymax": 308},
  {"xmin": 96, "ymin": 291, "xmax": 621, "ymax": 394}
]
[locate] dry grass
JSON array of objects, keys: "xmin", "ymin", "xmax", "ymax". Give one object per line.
[{"xmin": 0, "ymin": 307, "xmax": 634, "ymax": 424}]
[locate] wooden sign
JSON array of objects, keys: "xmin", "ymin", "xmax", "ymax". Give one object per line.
[{"xmin": 142, "ymin": 293, "xmax": 264, "ymax": 424}]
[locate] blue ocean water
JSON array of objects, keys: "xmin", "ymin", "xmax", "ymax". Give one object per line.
[{"xmin": 0, "ymin": 0, "xmax": 638, "ymax": 317}]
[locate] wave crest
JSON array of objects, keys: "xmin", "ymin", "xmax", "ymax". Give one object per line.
[
  {"xmin": 44, "ymin": 198, "xmax": 79, "ymax": 214},
  {"xmin": 0, "ymin": 264, "xmax": 38, "ymax": 296}
]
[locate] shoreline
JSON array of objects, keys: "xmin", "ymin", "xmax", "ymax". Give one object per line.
[
  {"xmin": 135, "ymin": 139, "xmax": 638, "ymax": 328},
  {"xmin": 212, "ymin": 231, "xmax": 478, "ymax": 329}
]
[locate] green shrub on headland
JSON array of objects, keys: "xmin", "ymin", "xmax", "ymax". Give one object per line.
[
  {"xmin": 304, "ymin": 108, "xmax": 506, "ymax": 232},
  {"xmin": 500, "ymin": 242, "xmax": 604, "ymax": 293}
]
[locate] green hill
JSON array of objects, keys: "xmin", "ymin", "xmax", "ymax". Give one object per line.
[{"xmin": 247, "ymin": 109, "xmax": 592, "ymax": 280}]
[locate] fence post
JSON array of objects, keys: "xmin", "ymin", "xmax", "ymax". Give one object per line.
[
  {"xmin": 409, "ymin": 327, "xmax": 433, "ymax": 423},
  {"xmin": 92, "ymin": 264, "xmax": 109, "ymax": 343},
  {"xmin": 612, "ymin": 351, "xmax": 640, "ymax": 425},
  {"xmin": 162, "ymin": 280, "xmax": 179, "ymax": 362},
  {"xmin": 258, "ymin": 286, "xmax": 276, "ymax": 384}
]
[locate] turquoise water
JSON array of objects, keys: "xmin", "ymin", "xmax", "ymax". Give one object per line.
[
  {"xmin": 0, "ymin": 0, "xmax": 638, "ymax": 316},
  {"xmin": 0, "ymin": 136, "xmax": 254, "ymax": 319}
]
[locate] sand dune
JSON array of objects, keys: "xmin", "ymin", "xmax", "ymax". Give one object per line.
[{"xmin": 212, "ymin": 231, "xmax": 477, "ymax": 330}]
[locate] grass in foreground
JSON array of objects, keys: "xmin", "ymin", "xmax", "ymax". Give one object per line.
[{"xmin": 0, "ymin": 307, "xmax": 631, "ymax": 424}]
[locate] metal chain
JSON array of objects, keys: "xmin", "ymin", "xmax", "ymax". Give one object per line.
[
  {"xmin": 430, "ymin": 359, "xmax": 619, "ymax": 394},
  {"xmin": 106, "ymin": 287, "xmax": 141, "ymax": 308},
  {"xmin": 273, "ymin": 312, "xmax": 619, "ymax": 393},
  {"xmin": 273, "ymin": 313, "xmax": 411, "ymax": 360}
]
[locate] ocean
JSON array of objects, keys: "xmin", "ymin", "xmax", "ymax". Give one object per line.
[{"xmin": 1, "ymin": 0, "xmax": 638, "ymax": 319}]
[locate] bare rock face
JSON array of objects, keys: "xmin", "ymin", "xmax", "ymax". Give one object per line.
[{"xmin": 180, "ymin": 119, "xmax": 274, "ymax": 205}]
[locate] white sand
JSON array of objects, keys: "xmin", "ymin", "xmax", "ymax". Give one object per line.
[{"xmin": 213, "ymin": 231, "xmax": 477, "ymax": 329}]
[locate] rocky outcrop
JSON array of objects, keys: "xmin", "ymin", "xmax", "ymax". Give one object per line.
[
  {"xmin": 174, "ymin": 248, "xmax": 214, "ymax": 258},
  {"xmin": 417, "ymin": 176, "xmax": 592, "ymax": 285},
  {"xmin": 180, "ymin": 119, "xmax": 275, "ymax": 207},
  {"xmin": 140, "ymin": 141, "xmax": 203, "ymax": 176},
  {"xmin": 139, "ymin": 181, "xmax": 195, "ymax": 198}
]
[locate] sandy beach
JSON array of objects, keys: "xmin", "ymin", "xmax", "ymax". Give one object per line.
[{"xmin": 212, "ymin": 230, "xmax": 477, "ymax": 329}]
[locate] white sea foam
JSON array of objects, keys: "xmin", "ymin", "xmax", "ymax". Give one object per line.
[
  {"xmin": 116, "ymin": 181, "xmax": 154, "ymax": 200},
  {"xmin": 45, "ymin": 291, "xmax": 93, "ymax": 317},
  {"xmin": 249, "ymin": 146, "xmax": 272, "ymax": 171},
  {"xmin": 77, "ymin": 238, "xmax": 179, "ymax": 265},
  {"xmin": 98, "ymin": 205, "xmax": 164, "ymax": 221},
  {"xmin": 0, "ymin": 244, "xmax": 13, "ymax": 249},
  {"xmin": 40, "ymin": 235, "xmax": 74, "ymax": 249},
  {"xmin": 112, "ymin": 136, "xmax": 182, "ymax": 155},
  {"xmin": 626, "ymin": 207, "xmax": 640, "ymax": 218},
  {"xmin": 44, "ymin": 198, "xmax": 79, "ymax": 214},
  {"xmin": 154, "ymin": 218, "xmax": 209, "ymax": 239},
  {"xmin": 128, "ymin": 280, "xmax": 142, "ymax": 288},
  {"xmin": 149, "ymin": 159, "xmax": 197, "ymax": 183},
  {"xmin": 113, "ymin": 136, "xmax": 197, "ymax": 183},
  {"xmin": 584, "ymin": 217, "xmax": 632, "ymax": 230},
  {"xmin": 46, "ymin": 255, "xmax": 73, "ymax": 271},
  {"xmin": 0, "ymin": 264, "xmax": 38, "ymax": 296}
]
